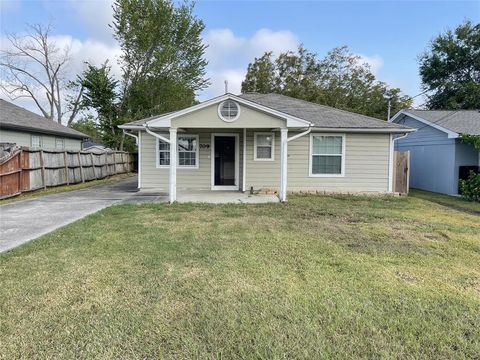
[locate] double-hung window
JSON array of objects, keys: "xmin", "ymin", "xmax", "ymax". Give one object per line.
[
  {"xmin": 157, "ymin": 134, "xmax": 198, "ymax": 168},
  {"xmin": 310, "ymin": 134, "xmax": 345, "ymax": 176},
  {"xmin": 31, "ymin": 135, "xmax": 42, "ymax": 148},
  {"xmin": 55, "ymin": 137, "xmax": 65, "ymax": 149},
  {"xmin": 177, "ymin": 135, "xmax": 198, "ymax": 168},
  {"xmin": 157, "ymin": 137, "xmax": 170, "ymax": 167},
  {"xmin": 254, "ymin": 132, "xmax": 274, "ymax": 161}
]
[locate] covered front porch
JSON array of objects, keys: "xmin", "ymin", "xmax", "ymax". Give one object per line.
[
  {"xmin": 142, "ymin": 126, "xmax": 309, "ymax": 203},
  {"xmin": 121, "ymin": 93, "xmax": 314, "ymax": 202}
]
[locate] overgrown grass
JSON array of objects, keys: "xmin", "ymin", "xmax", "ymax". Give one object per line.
[
  {"xmin": 0, "ymin": 173, "xmax": 134, "ymax": 205},
  {"xmin": 411, "ymin": 188, "xmax": 480, "ymax": 214},
  {"xmin": 0, "ymin": 194, "xmax": 479, "ymax": 359}
]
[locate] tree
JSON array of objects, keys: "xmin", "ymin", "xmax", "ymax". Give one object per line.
[
  {"xmin": 78, "ymin": 62, "xmax": 123, "ymax": 149},
  {"xmin": 419, "ymin": 20, "xmax": 480, "ymax": 110},
  {"xmin": 241, "ymin": 52, "xmax": 277, "ymax": 94},
  {"xmin": 112, "ymin": 0, "xmax": 209, "ymax": 120},
  {"xmin": 0, "ymin": 23, "xmax": 83, "ymax": 125},
  {"xmin": 74, "ymin": 0, "xmax": 209, "ymax": 150},
  {"xmin": 242, "ymin": 45, "xmax": 412, "ymax": 120},
  {"xmin": 70, "ymin": 116, "xmax": 102, "ymax": 144}
]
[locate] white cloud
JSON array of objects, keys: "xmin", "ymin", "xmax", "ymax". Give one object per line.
[
  {"xmin": 1, "ymin": 34, "xmax": 121, "ymax": 118},
  {"xmin": 66, "ymin": 0, "xmax": 116, "ymax": 44},
  {"xmin": 201, "ymin": 28, "xmax": 299, "ymax": 99},
  {"xmin": 207, "ymin": 68, "xmax": 246, "ymax": 98},
  {"xmin": 357, "ymin": 54, "xmax": 384, "ymax": 75},
  {"xmin": 51, "ymin": 35, "xmax": 122, "ymax": 78}
]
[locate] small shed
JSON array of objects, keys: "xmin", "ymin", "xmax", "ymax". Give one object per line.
[{"xmin": 390, "ymin": 109, "xmax": 480, "ymax": 195}]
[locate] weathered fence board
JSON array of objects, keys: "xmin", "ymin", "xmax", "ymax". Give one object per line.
[
  {"xmin": 0, "ymin": 149, "xmax": 30, "ymax": 199},
  {"xmin": 393, "ymin": 151, "xmax": 410, "ymax": 194},
  {"xmin": 0, "ymin": 147, "xmax": 134, "ymax": 199}
]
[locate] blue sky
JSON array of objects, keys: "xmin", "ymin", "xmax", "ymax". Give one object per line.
[{"xmin": 1, "ymin": 0, "xmax": 479, "ymax": 114}]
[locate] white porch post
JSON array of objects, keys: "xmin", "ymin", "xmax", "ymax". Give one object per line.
[
  {"xmin": 169, "ymin": 128, "xmax": 177, "ymax": 203},
  {"xmin": 243, "ymin": 128, "xmax": 247, "ymax": 192},
  {"xmin": 280, "ymin": 128, "xmax": 288, "ymax": 202}
]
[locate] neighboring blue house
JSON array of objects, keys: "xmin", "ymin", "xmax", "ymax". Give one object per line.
[{"xmin": 390, "ymin": 109, "xmax": 480, "ymax": 195}]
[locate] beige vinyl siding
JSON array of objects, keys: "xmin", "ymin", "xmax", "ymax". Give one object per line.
[
  {"xmin": 140, "ymin": 129, "xmax": 244, "ymax": 190},
  {"xmin": 0, "ymin": 129, "xmax": 82, "ymax": 150},
  {"xmin": 288, "ymin": 133, "xmax": 390, "ymax": 192},
  {"xmin": 172, "ymin": 103, "xmax": 285, "ymax": 129},
  {"xmin": 244, "ymin": 132, "xmax": 390, "ymax": 193},
  {"xmin": 140, "ymin": 129, "xmax": 390, "ymax": 193},
  {"xmin": 244, "ymin": 130, "xmax": 280, "ymax": 189}
]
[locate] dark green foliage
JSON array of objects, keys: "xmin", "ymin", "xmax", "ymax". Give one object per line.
[
  {"xmin": 112, "ymin": 0, "xmax": 209, "ymax": 120},
  {"xmin": 241, "ymin": 45, "xmax": 412, "ymax": 120},
  {"xmin": 70, "ymin": 116, "xmax": 102, "ymax": 143},
  {"xmin": 460, "ymin": 171, "xmax": 480, "ymax": 202},
  {"xmin": 419, "ymin": 20, "xmax": 480, "ymax": 110},
  {"xmin": 460, "ymin": 134, "xmax": 480, "ymax": 151},
  {"xmin": 78, "ymin": 62, "xmax": 123, "ymax": 149},
  {"xmin": 242, "ymin": 52, "xmax": 277, "ymax": 94},
  {"xmin": 75, "ymin": 0, "xmax": 209, "ymax": 149}
]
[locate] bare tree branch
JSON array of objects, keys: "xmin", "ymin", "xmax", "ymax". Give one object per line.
[{"xmin": 0, "ymin": 23, "xmax": 82, "ymax": 125}]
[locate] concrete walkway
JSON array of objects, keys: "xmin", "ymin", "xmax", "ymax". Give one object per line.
[
  {"xmin": 176, "ymin": 191, "xmax": 279, "ymax": 204},
  {"xmin": 0, "ymin": 176, "xmax": 163, "ymax": 253}
]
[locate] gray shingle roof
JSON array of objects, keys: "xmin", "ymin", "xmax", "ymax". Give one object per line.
[
  {"xmin": 0, "ymin": 99, "xmax": 88, "ymax": 139},
  {"xmin": 121, "ymin": 92, "xmax": 412, "ymax": 131},
  {"xmin": 122, "ymin": 111, "xmax": 176, "ymax": 127},
  {"xmin": 239, "ymin": 93, "xmax": 410, "ymax": 130},
  {"xmin": 403, "ymin": 109, "xmax": 480, "ymax": 135}
]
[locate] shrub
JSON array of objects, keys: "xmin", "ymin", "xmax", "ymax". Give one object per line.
[{"xmin": 460, "ymin": 171, "xmax": 480, "ymax": 202}]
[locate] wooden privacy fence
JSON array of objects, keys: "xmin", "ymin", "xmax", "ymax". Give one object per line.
[
  {"xmin": 393, "ymin": 151, "xmax": 410, "ymax": 194},
  {"xmin": 0, "ymin": 147, "xmax": 134, "ymax": 199}
]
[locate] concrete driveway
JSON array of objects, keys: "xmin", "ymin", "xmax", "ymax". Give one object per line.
[{"xmin": 0, "ymin": 176, "xmax": 165, "ymax": 253}]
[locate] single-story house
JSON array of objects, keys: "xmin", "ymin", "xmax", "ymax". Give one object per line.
[
  {"xmin": 120, "ymin": 93, "xmax": 414, "ymax": 202},
  {"xmin": 0, "ymin": 99, "xmax": 88, "ymax": 150},
  {"xmin": 389, "ymin": 109, "xmax": 480, "ymax": 195}
]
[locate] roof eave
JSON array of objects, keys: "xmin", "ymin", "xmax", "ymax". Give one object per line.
[
  {"xmin": 390, "ymin": 109, "xmax": 459, "ymax": 138},
  {"xmin": 310, "ymin": 127, "xmax": 415, "ymax": 133},
  {"xmin": 0, "ymin": 123, "xmax": 88, "ymax": 139}
]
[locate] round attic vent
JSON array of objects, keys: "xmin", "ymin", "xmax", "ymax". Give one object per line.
[{"xmin": 218, "ymin": 100, "xmax": 240, "ymax": 122}]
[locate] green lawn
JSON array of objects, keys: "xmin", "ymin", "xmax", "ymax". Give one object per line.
[
  {"xmin": 1, "ymin": 193, "xmax": 479, "ymax": 359},
  {"xmin": 411, "ymin": 188, "xmax": 480, "ymax": 214}
]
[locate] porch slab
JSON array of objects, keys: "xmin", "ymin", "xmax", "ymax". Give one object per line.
[{"xmin": 176, "ymin": 191, "xmax": 280, "ymax": 204}]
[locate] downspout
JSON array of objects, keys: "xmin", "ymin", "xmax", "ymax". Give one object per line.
[
  {"xmin": 144, "ymin": 124, "xmax": 171, "ymax": 144},
  {"xmin": 123, "ymin": 129, "xmax": 140, "ymax": 188},
  {"xmin": 287, "ymin": 125, "xmax": 313, "ymax": 143},
  {"xmin": 279, "ymin": 124, "xmax": 313, "ymax": 202},
  {"xmin": 123, "ymin": 129, "xmax": 138, "ymax": 145},
  {"xmin": 144, "ymin": 124, "xmax": 177, "ymax": 203}
]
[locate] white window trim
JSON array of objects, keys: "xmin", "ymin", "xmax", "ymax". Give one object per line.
[
  {"xmin": 155, "ymin": 133, "xmax": 199, "ymax": 169},
  {"xmin": 309, "ymin": 133, "xmax": 346, "ymax": 178},
  {"xmin": 55, "ymin": 137, "xmax": 65, "ymax": 149},
  {"xmin": 253, "ymin": 132, "xmax": 275, "ymax": 161},
  {"xmin": 31, "ymin": 134, "xmax": 42, "ymax": 148},
  {"xmin": 156, "ymin": 133, "xmax": 170, "ymax": 169},
  {"xmin": 177, "ymin": 134, "xmax": 199, "ymax": 169},
  {"xmin": 210, "ymin": 133, "xmax": 239, "ymax": 190},
  {"xmin": 217, "ymin": 100, "xmax": 241, "ymax": 122}
]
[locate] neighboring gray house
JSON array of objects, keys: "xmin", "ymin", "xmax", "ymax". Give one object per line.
[
  {"xmin": 120, "ymin": 93, "xmax": 414, "ymax": 202},
  {"xmin": 0, "ymin": 99, "xmax": 88, "ymax": 150},
  {"xmin": 390, "ymin": 109, "xmax": 480, "ymax": 195}
]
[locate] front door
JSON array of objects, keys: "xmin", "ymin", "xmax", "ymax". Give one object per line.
[{"xmin": 212, "ymin": 134, "xmax": 238, "ymax": 190}]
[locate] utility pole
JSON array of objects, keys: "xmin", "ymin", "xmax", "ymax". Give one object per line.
[
  {"xmin": 224, "ymin": 80, "xmax": 228, "ymax": 94},
  {"xmin": 383, "ymin": 95, "xmax": 392, "ymax": 121}
]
